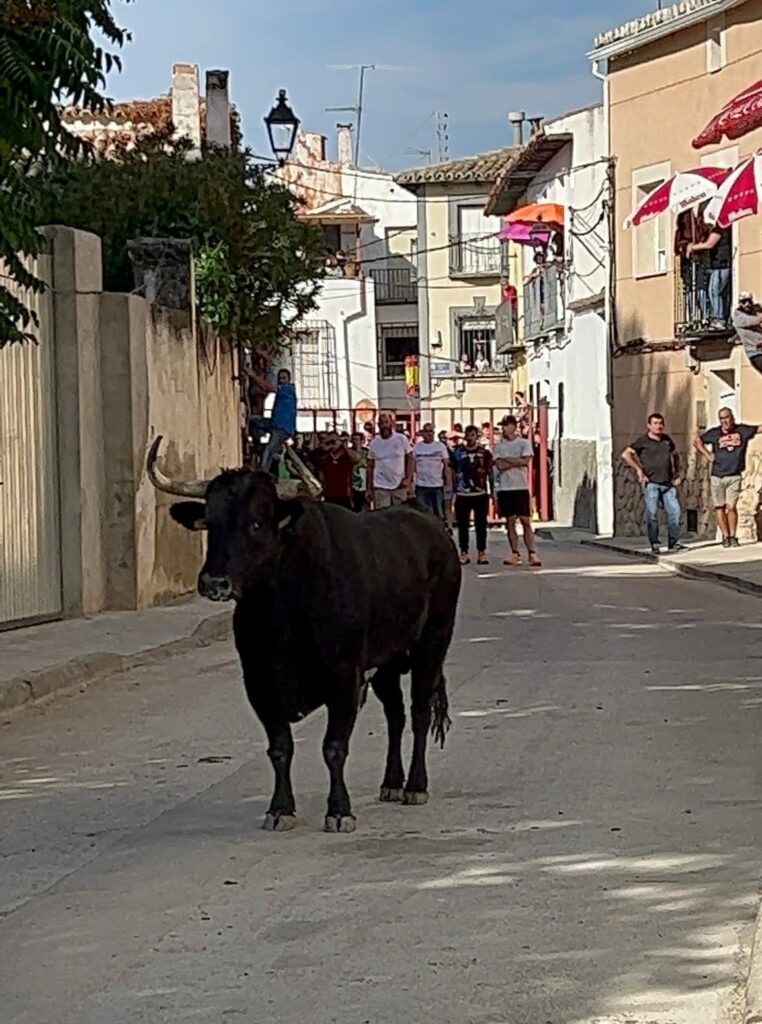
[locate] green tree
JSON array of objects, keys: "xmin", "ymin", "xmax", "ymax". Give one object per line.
[
  {"xmin": 33, "ymin": 139, "xmax": 326, "ymax": 350},
  {"xmin": 0, "ymin": 0, "xmax": 129, "ymax": 344}
]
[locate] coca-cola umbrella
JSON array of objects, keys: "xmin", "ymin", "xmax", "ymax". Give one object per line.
[
  {"xmin": 623, "ymin": 166, "xmax": 731, "ymax": 229},
  {"xmin": 693, "ymin": 79, "xmax": 762, "ymax": 149},
  {"xmin": 704, "ymin": 152, "xmax": 762, "ymax": 228}
]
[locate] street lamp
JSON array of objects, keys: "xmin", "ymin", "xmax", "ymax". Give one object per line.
[{"xmin": 264, "ymin": 89, "xmax": 300, "ymax": 166}]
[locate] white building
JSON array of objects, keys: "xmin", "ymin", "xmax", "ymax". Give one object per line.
[
  {"xmin": 279, "ymin": 126, "xmax": 418, "ymax": 432},
  {"xmin": 486, "ymin": 105, "xmax": 614, "ymax": 534}
]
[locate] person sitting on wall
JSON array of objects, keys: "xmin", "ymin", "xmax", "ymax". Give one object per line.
[{"xmin": 732, "ymin": 291, "xmax": 762, "ymax": 374}]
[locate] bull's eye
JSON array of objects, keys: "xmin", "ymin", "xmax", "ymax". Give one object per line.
[{"xmin": 249, "ymin": 520, "xmax": 261, "ymax": 534}]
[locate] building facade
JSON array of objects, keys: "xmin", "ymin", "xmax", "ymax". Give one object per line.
[
  {"xmin": 279, "ymin": 126, "xmax": 418, "ymax": 431},
  {"xmin": 395, "ymin": 148, "xmax": 525, "ymax": 430},
  {"xmin": 592, "ymin": 0, "xmax": 762, "ymax": 539},
  {"xmin": 486, "ymin": 105, "xmax": 614, "ymax": 533}
]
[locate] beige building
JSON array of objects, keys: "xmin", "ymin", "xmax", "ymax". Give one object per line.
[
  {"xmin": 592, "ymin": 0, "xmax": 762, "ymax": 539},
  {"xmin": 396, "ymin": 149, "xmax": 525, "ymax": 429}
]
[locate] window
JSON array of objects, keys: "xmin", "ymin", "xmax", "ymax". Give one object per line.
[
  {"xmin": 457, "ymin": 316, "xmax": 499, "ymax": 371},
  {"xmin": 706, "ymin": 16, "xmax": 726, "ymax": 74},
  {"xmin": 453, "ymin": 205, "xmax": 501, "ymax": 275},
  {"xmin": 632, "ymin": 163, "xmax": 670, "ymax": 278},
  {"xmin": 292, "ymin": 320, "xmax": 338, "ymax": 407},
  {"xmin": 378, "ymin": 323, "xmax": 418, "ymax": 379}
]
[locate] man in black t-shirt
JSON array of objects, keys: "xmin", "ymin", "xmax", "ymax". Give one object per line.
[
  {"xmin": 622, "ymin": 413, "xmax": 684, "ymax": 554},
  {"xmin": 694, "ymin": 407, "xmax": 762, "ymax": 548}
]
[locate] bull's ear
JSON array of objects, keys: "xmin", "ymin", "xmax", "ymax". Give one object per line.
[
  {"xmin": 170, "ymin": 502, "xmax": 207, "ymax": 532},
  {"xmin": 275, "ymin": 499, "xmax": 306, "ymax": 533}
]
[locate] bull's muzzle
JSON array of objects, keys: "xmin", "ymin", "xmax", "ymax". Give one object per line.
[{"xmin": 199, "ymin": 573, "xmax": 234, "ymax": 603}]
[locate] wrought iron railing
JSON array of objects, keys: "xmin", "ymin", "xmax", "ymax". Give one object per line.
[
  {"xmin": 371, "ymin": 267, "xmax": 417, "ymax": 303},
  {"xmin": 450, "ymin": 233, "xmax": 502, "ymax": 276},
  {"xmin": 523, "ymin": 263, "xmax": 564, "ymax": 341}
]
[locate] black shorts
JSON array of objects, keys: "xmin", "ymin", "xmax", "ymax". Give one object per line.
[{"xmin": 498, "ymin": 490, "xmax": 531, "ymax": 519}]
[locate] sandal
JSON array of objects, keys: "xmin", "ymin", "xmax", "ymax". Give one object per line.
[
  {"xmin": 477, "ymin": 553, "xmax": 489, "ymax": 565},
  {"xmin": 503, "ymin": 553, "xmax": 522, "ymax": 566},
  {"xmin": 459, "ymin": 552, "xmax": 471, "ymax": 566},
  {"xmin": 528, "ymin": 551, "xmax": 542, "ymax": 567}
]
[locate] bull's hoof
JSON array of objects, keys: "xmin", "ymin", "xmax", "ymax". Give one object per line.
[
  {"xmin": 324, "ymin": 814, "xmax": 357, "ymax": 833},
  {"xmin": 403, "ymin": 790, "xmax": 429, "ymax": 806},
  {"xmin": 379, "ymin": 787, "xmax": 405, "ymax": 803},
  {"xmin": 262, "ymin": 813, "xmax": 298, "ymax": 832}
]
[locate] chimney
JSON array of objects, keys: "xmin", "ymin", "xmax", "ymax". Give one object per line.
[
  {"xmin": 205, "ymin": 69, "xmax": 231, "ymax": 148},
  {"xmin": 527, "ymin": 116, "xmax": 544, "ymax": 135},
  {"xmin": 508, "ymin": 111, "xmax": 525, "ymax": 147},
  {"xmin": 171, "ymin": 63, "xmax": 201, "ymax": 158},
  {"xmin": 337, "ymin": 123, "xmax": 353, "ymax": 166}
]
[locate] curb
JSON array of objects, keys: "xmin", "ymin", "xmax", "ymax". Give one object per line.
[
  {"xmin": 746, "ymin": 902, "xmax": 762, "ymax": 1024},
  {"xmin": 581, "ymin": 538, "xmax": 762, "ymax": 600},
  {"xmin": 0, "ymin": 610, "xmax": 233, "ymax": 715}
]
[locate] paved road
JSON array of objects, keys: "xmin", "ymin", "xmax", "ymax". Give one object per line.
[{"xmin": 2, "ymin": 541, "xmax": 762, "ymax": 1024}]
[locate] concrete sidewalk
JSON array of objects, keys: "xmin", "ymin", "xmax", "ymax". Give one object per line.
[
  {"xmin": 0, "ymin": 598, "xmax": 233, "ymax": 714},
  {"xmin": 573, "ymin": 532, "xmax": 762, "ymax": 599}
]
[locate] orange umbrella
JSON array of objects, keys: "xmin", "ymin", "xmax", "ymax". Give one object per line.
[{"xmin": 504, "ymin": 202, "xmax": 564, "ymax": 227}]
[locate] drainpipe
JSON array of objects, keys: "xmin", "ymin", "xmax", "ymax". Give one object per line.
[
  {"xmin": 592, "ymin": 56, "xmax": 615, "ymax": 536},
  {"xmin": 341, "ymin": 274, "xmax": 368, "ymax": 415}
]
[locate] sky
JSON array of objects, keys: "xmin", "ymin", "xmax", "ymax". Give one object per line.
[{"xmin": 105, "ymin": 0, "xmax": 657, "ymax": 170}]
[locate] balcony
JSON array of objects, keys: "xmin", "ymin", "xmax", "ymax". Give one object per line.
[
  {"xmin": 674, "ymin": 258, "xmax": 734, "ymax": 341},
  {"xmin": 523, "ymin": 263, "xmax": 565, "ymax": 342},
  {"xmin": 371, "ymin": 267, "xmax": 417, "ymax": 304},
  {"xmin": 450, "ymin": 233, "xmax": 502, "ymax": 278}
]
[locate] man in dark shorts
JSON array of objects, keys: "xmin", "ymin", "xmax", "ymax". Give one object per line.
[
  {"xmin": 694, "ymin": 407, "xmax": 762, "ymax": 547},
  {"xmin": 493, "ymin": 415, "xmax": 541, "ymax": 567},
  {"xmin": 622, "ymin": 413, "xmax": 684, "ymax": 554}
]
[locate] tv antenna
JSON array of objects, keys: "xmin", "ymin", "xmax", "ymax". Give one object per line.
[
  {"xmin": 326, "ymin": 63, "xmax": 408, "ymax": 165},
  {"xmin": 405, "ymin": 146, "xmax": 431, "ymax": 164}
]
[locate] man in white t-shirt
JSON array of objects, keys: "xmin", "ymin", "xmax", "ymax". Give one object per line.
[
  {"xmin": 413, "ymin": 422, "xmax": 450, "ymax": 521},
  {"xmin": 367, "ymin": 411, "xmax": 414, "ymax": 509},
  {"xmin": 493, "ymin": 414, "xmax": 541, "ymax": 567}
]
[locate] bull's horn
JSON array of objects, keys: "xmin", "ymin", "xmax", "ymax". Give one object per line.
[
  {"xmin": 146, "ymin": 436, "xmax": 211, "ymax": 499},
  {"xmin": 283, "ymin": 446, "xmax": 323, "ymax": 499}
]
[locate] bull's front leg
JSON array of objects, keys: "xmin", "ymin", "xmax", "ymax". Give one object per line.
[
  {"xmin": 244, "ymin": 675, "xmax": 298, "ymax": 832},
  {"xmin": 323, "ymin": 675, "xmax": 359, "ymax": 833}
]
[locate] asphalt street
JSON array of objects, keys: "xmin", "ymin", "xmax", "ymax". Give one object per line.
[{"xmin": 2, "ymin": 540, "xmax": 762, "ymax": 1024}]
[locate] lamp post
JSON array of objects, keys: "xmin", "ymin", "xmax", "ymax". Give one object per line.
[{"xmin": 264, "ymin": 89, "xmax": 300, "ymax": 166}]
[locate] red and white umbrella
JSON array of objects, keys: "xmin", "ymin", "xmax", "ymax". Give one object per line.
[
  {"xmin": 693, "ymin": 78, "xmax": 762, "ymax": 149},
  {"xmin": 623, "ymin": 167, "xmax": 731, "ymax": 229},
  {"xmin": 704, "ymin": 152, "xmax": 762, "ymax": 228}
]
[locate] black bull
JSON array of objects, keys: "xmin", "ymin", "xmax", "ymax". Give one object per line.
[{"xmin": 149, "ymin": 443, "xmax": 462, "ymax": 833}]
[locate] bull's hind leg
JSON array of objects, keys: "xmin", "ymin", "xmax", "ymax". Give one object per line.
[
  {"xmin": 371, "ymin": 666, "xmax": 406, "ymax": 802},
  {"xmin": 323, "ymin": 679, "xmax": 359, "ymax": 833},
  {"xmin": 244, "ymin": 675, "xmax": 298, "ymax": 832},
  {"xmin": 404, "ymin": 639, "xmax": 451, "ymax": 806}
]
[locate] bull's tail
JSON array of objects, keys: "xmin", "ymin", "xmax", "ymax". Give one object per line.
[{"xmin": 430, "ymin": 673, "xmax": 452, "ymax": 750}]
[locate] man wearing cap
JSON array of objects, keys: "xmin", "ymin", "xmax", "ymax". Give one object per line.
[
  {"xmin": 732, "ymin": 292, "xmax": 762, "ymax": 373},
  {"xmin": 694, "ymin": 407, "xmax": 762, "ymax": 548}
]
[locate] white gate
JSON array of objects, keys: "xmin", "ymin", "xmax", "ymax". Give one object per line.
[{"xmin": 0, "ymin": 254, "xmax": 62, "ymax": 626}]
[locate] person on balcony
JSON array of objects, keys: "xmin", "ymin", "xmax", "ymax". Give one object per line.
[
  {"xmin": 687, "ymin": 224, "xmax": 731, "ymax": 329},
  {"xmin": 675, "ymin": 210, "xmax": 708, "ymax": 326},
  {"xmin": 458, "ymin": 353, "xmax": 473, "ymax": 375}
]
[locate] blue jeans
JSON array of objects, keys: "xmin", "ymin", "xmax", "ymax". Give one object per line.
[
  {"xmin": 643, "ymin": 482, "xmax": 681, "ymax": 549},
  {"xmin": 416, "ymin": 486, "xmax": 445, "ymax": 521},
  {"xmin": 250, "ymin": 416, "xmax": 290, "ymax": 473},
  {"xmin": 708, "ymin": 267, "xmax": 730, "ymax": 324}
]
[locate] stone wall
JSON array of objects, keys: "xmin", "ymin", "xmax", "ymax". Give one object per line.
[{"xmin": 42, "ymin": 227, "xmax": 239, "ymax": 618}]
